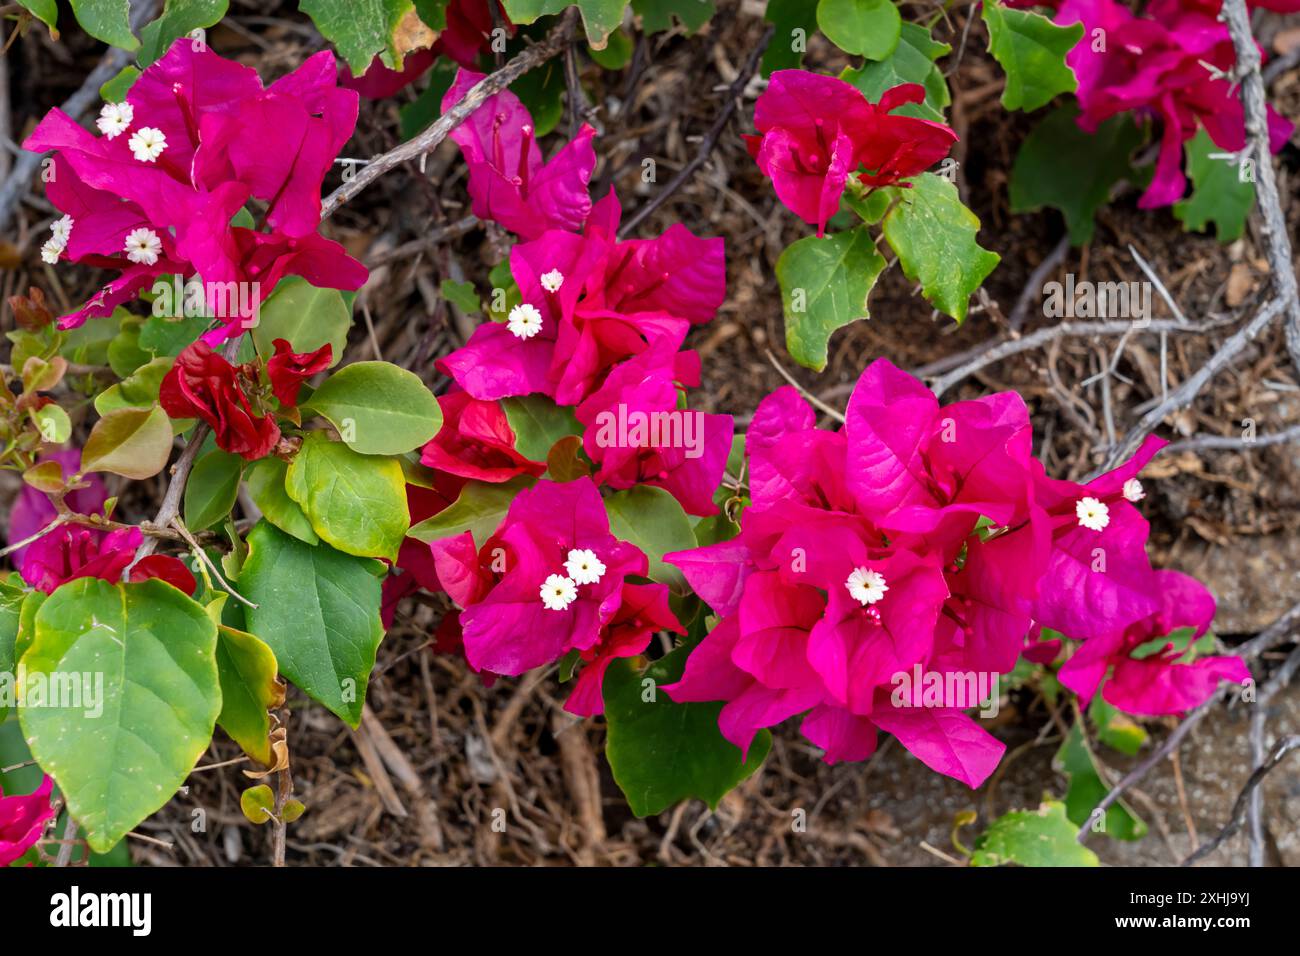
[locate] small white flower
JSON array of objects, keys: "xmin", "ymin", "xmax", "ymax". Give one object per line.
[
  {"xmin": 124, "ymin": 227, "xmax": 162, "ymax": 266},
  {"xmin": 540, "ymin": 574, "xmax": 578, "ymax": 611},
  {"xmin": 1122, "ymin": 478, "xmax": 1145, "ymax": 503},
  {"xmin": 96, "ymin": 101, "xmax": 134, "ymax": 139},
  {"xmin": 564, "ymin": 548, "xmax": 606, "ymax": 585},
  {"xmin": 1075, "ymin": 496, "xmax": 1110, "ymax": 532},
  {"xmin": 540, "ymin": 269, "xmax": 564, "ymax": 293},
  {"xmin": 50, "ymin": 215, "xmax": 74, "ymax": 245},
  {"xmin": 506, "ymin": 302, "xmax": 543, "ymax": 339},
  {"xmin": 40, "ymin": 238, "xmax": 63, "ymax": 264},
  {"xmin": 128, "ymin": 126, "xmax": 167, "ymax": 162},
  {"xmin": 846, "ymin": 567, "xmax": 889, "ymax": 606}
]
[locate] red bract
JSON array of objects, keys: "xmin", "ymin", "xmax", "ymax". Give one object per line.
[
  {"xmin": 744, "ymin": 70, "xmax": 958, "ymax": 235},
  {"xmin": 438, "ymin": 190, "xmax": 725, "ymax": 405},
  {"xmin": 420, "ymin": 389, "xmax": 547, "ymax": 482},
  {"xmin": 442, "ymin": 68, "xmax": 597, "ymax": 239},
  {"xmin": 160, "ymin": 342, "xmax": 280, "ymax": 460},
  {"xmin": 0, "ymin": 776, "xmax": 56, "ymax": 866},
  {"xmin": 21, "ymin": 525, "xmax": 195, "ymax": 595},
  {"xmin": 662, "ymin": 359, "xmax": 1246, "ymax": 786},
  {"xmin": 1058, "ymin": 0, "xmax": 1293, "ymax": 207},
  {"xmin": 266, "ymin": 338, "xmax": 332, "ymax": 406},
  {"xmin": 23, "ymin": 40, "xmax": 368, "ymax": 331}
]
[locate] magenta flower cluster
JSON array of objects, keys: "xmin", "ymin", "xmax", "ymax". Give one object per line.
[
  {"xmin": 661, "ymin": 360, "xmax": 1248, "ymax": 787},
  {"xmin": 24, "ymin": 40, "xmax": 368, "ymax": 334}
]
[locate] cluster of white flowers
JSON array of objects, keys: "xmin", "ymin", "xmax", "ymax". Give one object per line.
[
  {"xmin": 539, "ymin": 548, "xmax": 607, "ymax": 611},
  {"xmin": 40, "ymin": 215, "xmax": 73, "ymax": 264}
]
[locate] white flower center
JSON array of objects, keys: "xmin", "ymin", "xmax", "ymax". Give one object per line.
[
  {"xmin": 540, "ymin": 573, "xmax": 578, "ymax": 611},
  {"xmin": 506, "ymin": 303, "xmax": 543, "ymax": 340},
  {"xmin": 40, "ymin": 238, "xmax": 63, "ymax": 264},
  {"xmin": 128, "ymin": 126, "xmax": 167, "ymax": 162},
  {"xmin": 1075, "ymin": 496, "xmax": 1110, "ymax": 532},
  {"xmin": 96, "ymin": 101, "xmax": 134, "ymax": 139},
  {"xmin": 1122, "ymin": 478, "xmax": 1144, "ymax": 503},
  {"xmin": 124, "ymin": 227, "xmax": 162, "ymax": 266},
  {"xmin": 846, "ymin": 566, "xmax": 889, "ymax": 606},
  {"xmin": 540, "ymin": 269, "xmax": 564, "ymax": 293},
  {"xmin": 564, "ymin": 548, "xmax": 606, "ymax": 585}
]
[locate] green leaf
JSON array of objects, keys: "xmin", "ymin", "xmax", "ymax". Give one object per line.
[
  {"xmin": 93, "ymin": 356, "xmax": 172, "ymax": 416},
  {"xmin": 510, "ymin": 57, "xmax": 565, "ymax": 137},
  {"xmin": 776, "ymin": 226, "xmax": 886, "ymax": 371},
  {"xmin": 602, "ymin": 485, "xmax": 696, "ymax": 592},
  {"xmin": 971, "ymin": 800, "xmax": 1100, "ymax": 867},
  {"xmin": 412, "ymin": 0, "xmax": 449, "ymax": 29},
  {"xmin": 763, "ymin": 0, "xmax": 818, "ymax": 75},
  {"xmin": 501, "ymin": 0, "xmax": 627, "ymax": 49},
  {"xmin": 107, "ymin": 315, "xmax": 153, "ymax": 378},
  {"xmin": 14, "ymin": 592, "xmax": 47, "ymax": 668},
  {"xmin": 299, "ymin": 0, "xmax": 418, "ymax": 73},
  {"xmin": 252, "ymin": 276, "xmax": 352, "ymax": 368},
  {"xmin": 1129, "ymin": 625, "xmax": 1215, "ymax": 661},
  {"xmin": 303, "ymin": 361, "xmax": 442, "ymax": 456},
  {"xmin": 1173, "ymin": 128, "xmax": 1256, "ymax": 244},
  {"xmin": 500, "ymin": 394, "xmax": 580, "ymax": 462},
  {"xmin": 31, "ymin": 404, "xmax": 71, "ymax": 445},
  {"xmin": 69, "ymin": 0, "xmax": 139, "ymax": 50},
  {"xmin": 882, "ymin": 172, "xmax": 1000, "ymax": 323},
  {"xmin": 240, "ymin": 784, "xmax": 275, "ymax": 824},
  {"xmin": 184, "ymin": 449, "xmax": 244, "ymax": 532},
  {"xmin": 19, "ymin": 578, "xmax": 220, "ymax": 852},
  {"xmin": 982, "ymin": 0, "xmax": 1081, "ymax": 112},
  {"xmin": 138, "ymin": 312, "xmax": 209, "ymax": 356},
  {"xmin": 285, "ymin": 432, "xmax": 408, "ymax": 561},
  {"xmin": 1089, "ymin": 695, "xmax": 1147, "ymax": 756},
  {"xmin": 240, "ymin": 521, "xmax": 386, "ymax": 728},
  {"xmin": 816, "ymin": 0, "xmax": 900, "ymax": 61},
  {"xmin": 408, "ymin": 474, "xmax": 535, "ymax": 546},
  {"xmin": 1010, "ymin": 105, "xmax": 1140, "ymax": 245},
  {"xmin": 1056, "ymin": 722, "xmax": 1147, "ymax": 841},
  {"xmin": 440, "ymin": 278, "xmax": 481, "ymax": 315},
  {"xmin": 245, "ymin": 456, "xmax": 319, "ymax": 545},
  {"xmin": 137, "ymin": 0, "xmax": 229, "ymax": 67},
  {"xmin": 215, "ymin": 625, "xmax": 282, "ymax": 765},
  {"xmin": 604, "ymin": 638, "xmax": 770, "ymax": 817},
  {"xmin": 82, "ymin": 406, "xmax": 174, "ymax": 479},
  {"xmin": 631, "ymin": 0, "xmax": 715, "ymax": 33},
  {"xmin": 99, "ymin": 65, "xmax": 140, "ymax": 103},
  {"xmin": 16, "ymin": 0, "xmax": 59, "ymax": 32},
  {"xmin": 842, "ymin": 22, "xmax": 950, "ymax": 122},
  {"xmin": 587, "ymin": 26, "xmax": 633, "ymax": 68}
]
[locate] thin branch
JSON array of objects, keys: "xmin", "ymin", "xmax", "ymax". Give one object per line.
[
  {"xmin": 319, "ymin": 12, "xmax": 578, "ymax": 220},
  {"xmin": 1007, "ymin": 234, "xmax": 1069, "ymax": 331},
  {"xmin": 1181, "ymin": 735, "xmax": 1300, "ymax": 866},
  {"xmin": 1096, "ymin": 296, "xmax": 1286, "ymax": 471},
  {"xmin": 1220, "ymin": 0, "xmax": 1300, "ymax": 373},
  {"xmin": 764, "ymin": 349, "xmax": 846, "ymax": 423},
  {"xmin": 1164, "ymin": 422, "xmax": 1300, "ymax": 453},
  {"xmin": 617, "ymin": 25, "xmax": 773, "ymax": 239},
  {"xmin": 928, "ymin": 318, "xmax": 1221, "ymax": 398}
]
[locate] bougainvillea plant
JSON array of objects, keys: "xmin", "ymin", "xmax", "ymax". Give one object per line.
[{"xmin": 1, "ymin": 0, "xmax": 1272, "ymax": 869}]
